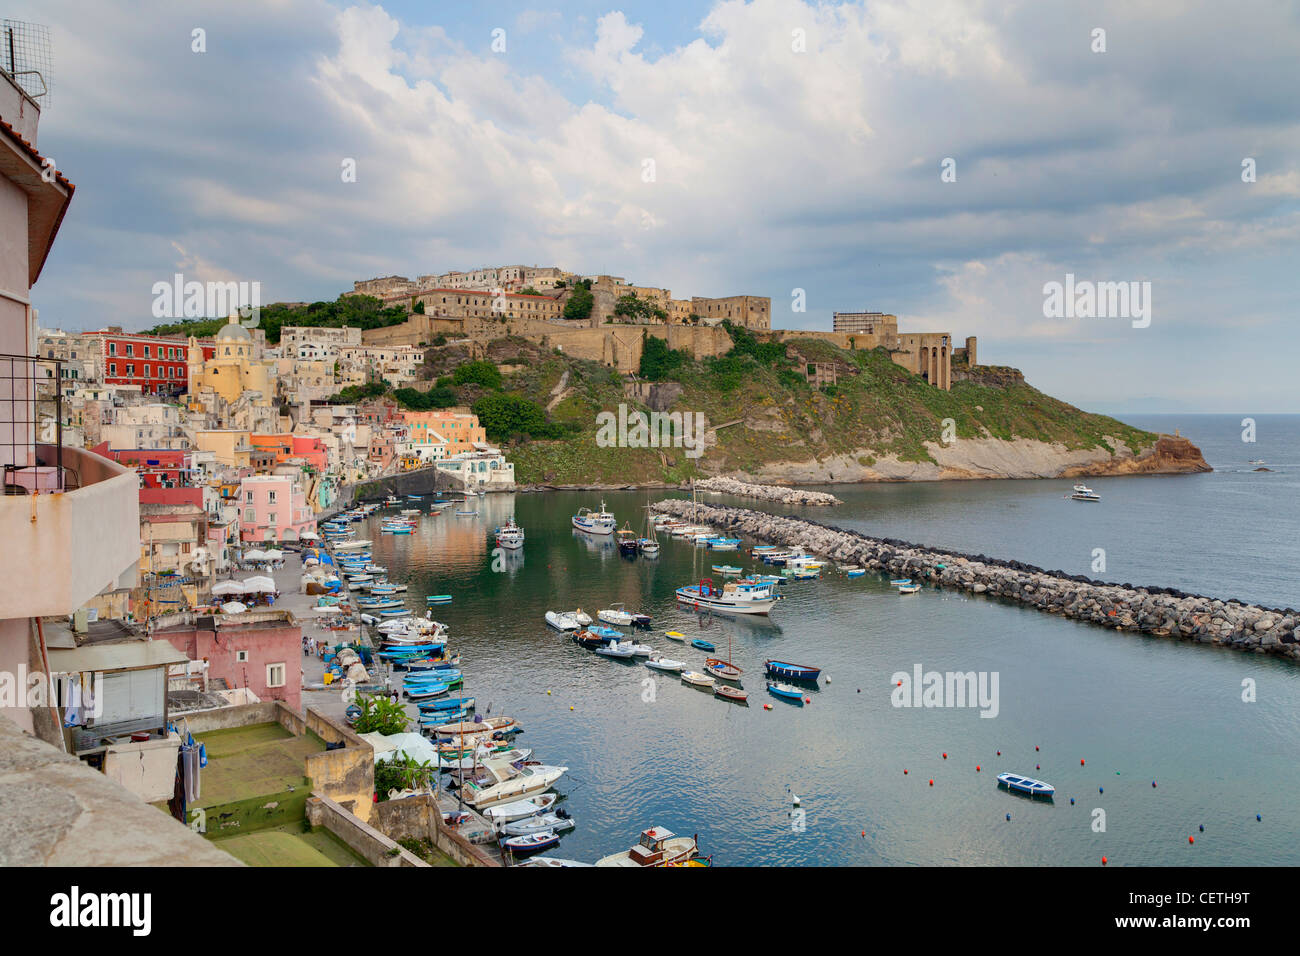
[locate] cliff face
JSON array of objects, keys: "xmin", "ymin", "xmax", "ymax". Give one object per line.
[{"xmin": 727, "ymin": 434, "xmax": 1210, "ymax": 484}]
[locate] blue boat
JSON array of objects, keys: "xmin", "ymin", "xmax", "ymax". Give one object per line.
[
  {"xmin": 766, "ymin": 681, "xmax": 805, "ymax": 704},
  {"xmin": 765, "ymin": 659, "xmax": 822, "ymax": 682},
  {"xmin": 406, "ymin": 669, "xmax": 461, "ymax": 684},
  {"xmin": 691, "ymin": 639, "xmax": 716, "ymax": 652},
  {"xmin": 846, "ymin": 569, "xmax": 866, "ymax": 578},
  {"xmin": 889, "ymin": 578, "xmax": 912, "ymax": 586},
  {"xmin": 997, "ymin": 773, "xmax": 1055, "ymax": 798},
  {"xmin": 426, "ymin": 595, "xmax": 453, "ymax": 604},
  {"xmin": 588, "ymin": 625, "xmax": 623, "ymax": 640},
  {"xmin": 405, "ymin": 682, "xmax": 449, "ymax": 700},
  {"xmin": 418, "ymin": 696, "xmax": 476, "ymax": 713}
]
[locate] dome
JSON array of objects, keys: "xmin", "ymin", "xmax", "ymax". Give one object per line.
[{"xmin": 216, "ymin": 321, "xmax": 252, "ymax": 341}]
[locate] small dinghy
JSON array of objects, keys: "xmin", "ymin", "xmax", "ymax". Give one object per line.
[
  {"xmin": 766, "ymin": 681, "xmax": 805, "ymax": 704},
  {"xmin": 645, "ymin": 656, "xmax": 686, "ymax": 673},
  {"xmin": 681, "ymin": 670, "xmax": 716, "ymax": 688},
  {"xmin": 997, "ymin": 773, "xmax": 1056, "ymax": 798},
  {"xmin": 897, "ymin": 584, "xmax": 921, "ymax": 594},
  {"xmin": 595, "ymin": 642, "xmax": 636, "ymax": 659},
  {"xmin": 845, "ymin": 567, "xmax": 866, "ymax": 578},
  {"xmin": 498, "ymin": 811, "xmax": 575, "ymax": 837},
  {"xmin": 664, "ymin": 631, "xmax": 686, "ymax": 642},
  {"xmin": 714, "ymin": 684, "xmax": 748, "ymax": 704},
  {"xmin": 484, "ymin": 794, "xmax": 560, "ymax": 824},
  {"xmin": 426, "ymin": 595, "xmax": 453, "ymax": 605},
  {"xmin": 691, "ymin": 639, "xmax": 716, "ymax": 652},
  {"xmin": 889, "ymin": 578, "xmax": 912, "ymax": 586},
  {"xmin": 711, "ymin": 565, "xmax": 743, "ymax": 576},
  {"xmin": 765, "ymin": 660, "xmax": 821, "ymax": 682},
  {"xmin": 500, "ymin": 831, "xmax": 561, "ymax": 855}
]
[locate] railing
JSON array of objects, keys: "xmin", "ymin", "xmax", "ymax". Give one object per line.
[{"xmin": 1, "ymin": 353, "xmax": 63, "ymax": 494}]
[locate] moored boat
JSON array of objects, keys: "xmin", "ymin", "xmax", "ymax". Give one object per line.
[
  {"xmin": 572, "ymin": 501, "xmax": 616, "ymax": 535},
  {"xmin": 765, "ymin": 660, "xmax": 821, "ymax": 682},
  {"xmin": 676, "ymin": 578, "xmax": 779, "ymax": 616},
  {"xmin": 766, "ymin": 681, "xmax": 805, "ymax": 703},
  {"xmin": 595, "ymin": 827, "xmax": 699, "ymax": 867},
  {"xmin": 714, "ymin": 684, "xmax": 748, "ymax": 703},
  {"xmin": 997, "ymin": 773, "xmax": 1056, "ymax": 797}
]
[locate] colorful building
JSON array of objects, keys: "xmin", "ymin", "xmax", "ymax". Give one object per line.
[
  {"xmin": 101, "ymin": 331, "xmax": 214, "ymax": 395},
  {"xmin": 237, "ymin": 474, "xmax": 316, "ymax": 543},
  {"xmin": 401, "ymin": 409, "xmax": 487, "ymax": 457}
]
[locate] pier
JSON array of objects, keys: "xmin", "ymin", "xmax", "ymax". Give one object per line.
[{"xmin": 651, "ymin": 499, "xmax": 1300, "ymax": 662}]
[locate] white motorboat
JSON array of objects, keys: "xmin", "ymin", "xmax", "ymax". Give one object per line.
[
  {"xmin": 483, "ymin": 794, "xmax": 560, "ymax": 824},
  {"xmin": 572, "ymin": 501, "xmax": 616, "ymax": 535},
  {"xmin": 546, "ymin": 611, "xmax": 581, "ymax": 631},
  {"xmin": 676, "ymin": 579, "xmax": 779, "ymax": 616},
  {"xmin": 460, "ymin": 759, "xmax": 568, "ymax": 810},
  {"xmin": 681, "ymin": 670, "xmax": 716, "ymax": 688},
  {"xmin": 597, "ymin": 604, "xmax": 634, "ymax": 627},
  {"xmin": 334, "ymin": 539, "xmax": 373, "ymax": 551},
  {"xmin": 595, "ymin": 642, "xmax": 636, "ymax": 659},
  {"xmin": 1070, "ymin": 483, "xmax": 1101, "ymax": 502},
  {"xmin": 645, "ymin": 656, "xmax": 686, "ymax": 673},
  {"xmin": 574, "ymin": 609, "xmax": 592, "ymax": 626}
]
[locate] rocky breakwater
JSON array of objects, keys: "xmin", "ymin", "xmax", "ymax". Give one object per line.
[
  {"xmin": 651, "ymin": 499, "xmax": 1300, "ymax": 662},
  {"xmin": 694, "ymin": 476, "xmax": 841, "ymax": 506}
]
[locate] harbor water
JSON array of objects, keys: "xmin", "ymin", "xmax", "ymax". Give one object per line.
[{"xmin": 356, "ymin": 415, "xmax": 1299, "ymax": 866}]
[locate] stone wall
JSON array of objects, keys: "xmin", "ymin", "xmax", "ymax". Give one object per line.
[
  {"xmin": 371, "ymin": 793, "xmax": 500, "ymax": 867},
  {"xmin": 651, "ymin": 499, "xmax": 1300, "ymax": 661},
  {"xmin": 305, "ymin": 794, "xmax": 426, "ymax": 867}
]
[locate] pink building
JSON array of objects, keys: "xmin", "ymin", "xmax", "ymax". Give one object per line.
[
  {"xmin": 238, "ymin": 474, "xmax": 316, "ymax": 543},
  {"xmin": 157, "ymin": 611, "xmax": 302, "ymax": 710}
]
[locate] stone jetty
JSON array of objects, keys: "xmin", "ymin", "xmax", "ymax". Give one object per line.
[
  {"xmin": 652, "ymin": 499, "xmax": 1299, "ymax": 662},
  {"xmin": 694, "ymin": 476, "xmax": 841, "ymax": 506}
]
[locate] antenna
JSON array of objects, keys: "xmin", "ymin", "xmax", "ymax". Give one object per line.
[{"xmin": 1, "ymin": 19, "xmax": 53, "ymax": 107}]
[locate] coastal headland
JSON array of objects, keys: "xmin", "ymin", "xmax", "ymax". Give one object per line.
[{"xmin": 650, "ymin": 499, "xmax": 1299, "ymax": 662}]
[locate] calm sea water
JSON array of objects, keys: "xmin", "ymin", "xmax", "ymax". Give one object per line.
[{"xmin": 359, "ymin": 417, "xmax": 1299, "ymax": 867}]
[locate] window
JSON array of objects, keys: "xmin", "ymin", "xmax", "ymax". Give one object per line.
[
  {"xmin": 245, "ymin": 491, "xmax": 253, "ymax": 502},
  {"xmin": 126, "ymin": 364, "xmax": 135, "ymax": 376},
  {"xmin": 142, "ymin": 365, "xmax": 150, "ymax": 378},
  {"xmin": 125, "ymin": 344, "xmax": 134, "ymax": 357},
  {"xmin": 236, "ymin": 650, "xmax": 248, "ymax": 663},
  {"xmin": 109, "ymin": 362, "xmax": 117, "ymax": 376},
  {"xmin": 267, "ymin": 663, "xmax": 286, "ymax": 688},
  {"xmin": 268, "ymin": 490, "xmax": 277, "ymax": 503},
  {"xmin": 143, "ymin": 345, "xmax": 151, "ymax": 357},
  {"xmin": 109, "ymin": 342, "xmax": 117, "ymax": 356}
]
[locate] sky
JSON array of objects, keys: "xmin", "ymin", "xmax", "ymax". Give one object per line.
[{"xmin": 11, "ymin": 0, "xmax": 1300, "ymax": 413}]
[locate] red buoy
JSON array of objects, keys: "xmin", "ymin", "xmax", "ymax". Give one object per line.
[
  {"xmin": 1081, "ymin": 759, "xmax": 1086, "ymax": 766},
  {"xmin": 1102, "ymin": 856, "xmax": 1108, "ymax": 865},
  {"xmin": 976, "ymin": 765, "xmax": 981, "ymax": 772},
  {"xmin": 903, "ymin": 769, "xmax": 908, "ymax": 775},
  {"xmin": 928, "ymin": 779, "xmax": 934, "ymax": 786},
  {"xmin": 942, "ymin": 753, "xmax": 948, "ymax": 759},
  {"xmin": 1189, "ymin": 836, "xmax": 1194, "ymax": 844}
]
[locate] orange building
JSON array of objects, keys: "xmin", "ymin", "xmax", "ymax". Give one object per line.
[{"xmin": 401, "ymin": 410, "xmax": 486, "ymax": 457}]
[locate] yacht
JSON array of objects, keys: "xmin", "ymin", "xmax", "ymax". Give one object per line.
[
  {"xmin": 572, "ymin": 500, "xmax": 616, "ymax": 535},
  {"xmin": 595, "ymin": 827, "xmax": 700, "ymax": 867},
  {"xmin": 1070, "ymin": 483, "xmax": 1101, "ymax": 502},
  {"xmin": 459, "ymin": 757, "xmax": 568, "ymax": 810}
]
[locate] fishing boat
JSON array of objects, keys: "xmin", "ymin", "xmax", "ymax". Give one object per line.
[
  {"xmin": 381, "ymin": 524, "xmax": 414, "ymax": 535},
  {"xmin": 898, "ymin": 584, "xmax": 921, "ymax": 594},
  {"xmin": 637, "ymin": 510, "xmax": 661, "ymax": 556},
  {"xmin": 997, "ymin": 773, "xmax": 1056, "ymax": 798},
  {"xmin": 597, "ymin": 605, "xmax": 634, "ymax": 627},
  {"xmin": 676, "ymin": 578, "xmax": 779, "ymax": 616},
  {"xmin": 1070, "ymin": 483, "xmax": 1101, "ymax": 502},
  {"xmin": 595, "ymin": 827, "xmax": 699, "ymax": 867},
  {"xmin": 384, "ymin": 495, "xmax": 400, "ymax": 506},
  {"xmin": 714, "ymin": 684, "xmax": 748, "ymax": 704},
  {"xmin": 616, "ymin": 523, "xmax": 639, "ymax": 556},
  {"xmin": 645, "ymin": 655, "xmax": 686, "ymax": 673},
  {"xmin": 572, "ymin": 501, "xmax": 616, "ymax": 535},
  {"xmin": 495, "ymin": 519, "xmax": 525, "ymax": 550},
  {"xmin": 483, "ymin": 794, "xmax": 560, "ymax": 824},
  {"xmin": 765, "ymin": 660, "xmax": 822, "ymax": 682},
  {"xmin": 426, "ymin": 595, "xmax": 453, "ymax": 605},
  {"xmin": 766, "ymin": 681, "xmax": 805, "ymax": 704},
  {"xmin": 680, "ymin": 670, "xmax": 716, "ymax": 689},
  {"xmin": 545, "ymin": 610, "xmax": 581, "ymax": 631}
]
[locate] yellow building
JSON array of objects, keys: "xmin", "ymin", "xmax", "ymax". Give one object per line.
[
  {"xmin": 194, "ymin": 429, "xmax": 253, "ymax": 468},
  {"xmin": 187, "ymin": 322, "xmax": 278, "ymax": 407}
]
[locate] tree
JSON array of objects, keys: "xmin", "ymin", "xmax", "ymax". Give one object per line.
[
  {"xmin": 518, "ymin": 286, "xmax": 541, "ymax": 296},
  {"xmin": 352, "ymin": 693, "xmax": 409, "ymax": 735},
  {"xmin": 639, "ymin": 333, "xmax": 690, "ymax": 381},
  {"xmin": 453, "ymin": 360, "xmax": 502, "ymax": 390},
  {"xmin": 472, "ymin": 392, "xmax": 561, "ymax": 441},
  {"xmin": 563, "ymin": 284, "xmax": 594, "ymax": 321},
  {"xmin": 413, "ymin": 299, "xmax": 425, "ymax": 314}
]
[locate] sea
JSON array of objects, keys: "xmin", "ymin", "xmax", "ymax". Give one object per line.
[{"xmin": 352, "ymin": 414, "xmax": 1300, "ymax": 866}]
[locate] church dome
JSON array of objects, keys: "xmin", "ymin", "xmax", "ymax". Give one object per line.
[{"xmin": 216, "ymin": 321, "xmax": 252, "ymax": 342}]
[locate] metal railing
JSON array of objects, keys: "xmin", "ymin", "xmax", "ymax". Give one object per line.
[{"xmin": 1, "ymin": 353, "xmax": 63, "ymax": 494}]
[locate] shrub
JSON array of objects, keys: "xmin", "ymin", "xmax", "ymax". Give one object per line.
[{"xmin": 453, "ymin": 360, "xmax": 502, "ymax": 390}]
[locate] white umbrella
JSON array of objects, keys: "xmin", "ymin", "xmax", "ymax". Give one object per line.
[
  {"xmin": 300, "ymin": 532, "xmax": 319, "ymax": 541},
  {"xmin": 241, "ymin": 576, "xmax": 277, "ymax": 592},
  {"xmin": 212, "ymin": 580, "xmax": 245, "ymax": 596},
  {"xmin": 220, "ymin": 601, "xmax": 248, "ymax": 614},
  {"xmin": 264, "ymin": 549, "xmax": 284, "ymax": 560},
  {"xmin": 243, "ymin": 549, "xmax": 268, "ymax": 562}
]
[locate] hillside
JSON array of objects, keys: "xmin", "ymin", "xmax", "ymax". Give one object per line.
[{"xmin": 440, "ymin": 332, "xmax": 1210, "ymax": 487}]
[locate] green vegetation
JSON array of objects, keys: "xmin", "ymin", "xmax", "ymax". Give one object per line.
[
  {"xmin": 351, "ymin": 694, "xmax": 409, "ymax": 736},
  {"xmin": 374, "ymin": 751, "xmax": 435, "ymax": 801},
  {"xmin": 470, "ymin": 333, "xmax": 1159, "ymax": 485},
  {"xmin": 563, "ymin": 284, "xmax": 594, "ymax": 321},
  {"xmin": 614, "ymin": 293, "xmax": 667, "ymax": 323},
  {"xmin": 452, "ymin": 360, "xmax": 503, "ymax": 390},
  {"xmin": 146, "ymin": 294, "xmax": 409, "ymax": 344}
]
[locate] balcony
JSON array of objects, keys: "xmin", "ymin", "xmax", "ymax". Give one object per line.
[{"xmin": 0, "ymin": 443, "xmax": 140, "ymax": 619}]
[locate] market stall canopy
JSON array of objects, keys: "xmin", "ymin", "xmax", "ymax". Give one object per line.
[
  {"xmin": 212, "ymin": 580, "xmax": 245, "ymax": 595},
  {"xmin": 263, "ymin": 549, "xmax": 285, "ymax": 560},
  {"xmin": 243, "ymin": 549, "xmax": 268, "ymax": 562},
  {"xmin": 241, "ymin": 576, "xmax": 277, "ymax": 593},
  {"xmin": 220, "ymin": 601, "xmax": 248, "ymax": 614}
]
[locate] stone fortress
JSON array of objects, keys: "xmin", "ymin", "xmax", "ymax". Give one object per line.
[{"xmin": 347, "ymin": 265, "xmax": 974, "ymax": 389}]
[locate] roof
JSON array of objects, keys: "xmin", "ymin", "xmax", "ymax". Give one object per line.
[
  {"xmin": 47, "ymin": 640, "xmax": 189, "ymax": 674},
  {"xmin": 0, "ymin": 115, "xmax": 74, "ymax": 285},
  {"xmin": 215, "ymin": 322, "xmax": 252, "ymax": 341}
]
